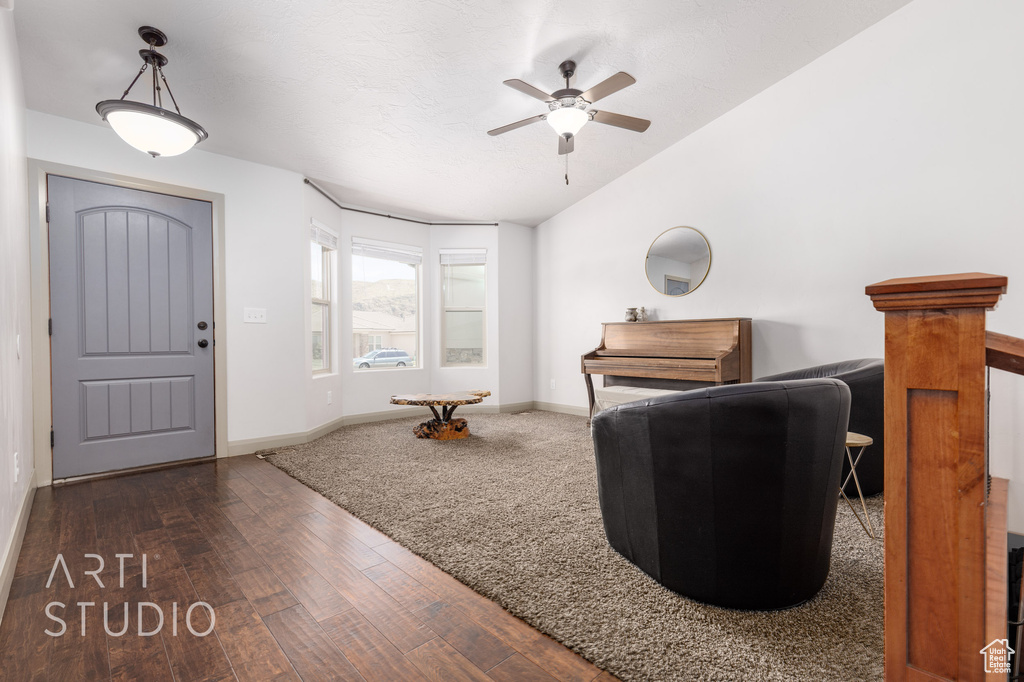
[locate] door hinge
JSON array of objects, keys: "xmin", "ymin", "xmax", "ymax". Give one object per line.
[
  {"xmin": 48, "ymin": 318, "xmax": 52, "ymax": 336},
  {"xmin": 45, "ymin": 203, "xmax": 50, "ymax": 223},
  {"xmin": 50, "ymin": 429, "xmax": 54, "ymax": 449}
]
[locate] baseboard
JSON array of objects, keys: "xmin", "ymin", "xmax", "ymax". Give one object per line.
[
  {"xmin": 458, "ymin": 401, "xmax": 534, "ymax": 415},
  {"xmin": 532, "ymin": 401, "xmax": 590, "ymax": 417},
  {"xmin": 0, "ymin": 482, "xmax": 36, "ymax": 627},
  {"xmin": 337, "ymin": 407, "xmax": 422, "ymax": 427},
  {"xmin": 226, "ymin": 401, "xmax": 586, "ymax": 457},
  {"xmin": 226, "ymin": 406, "xmax": 422, "ymax": 456}
]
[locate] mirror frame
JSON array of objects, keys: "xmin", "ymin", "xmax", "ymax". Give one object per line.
[{"xmin": 645, "ymin": 226, "xmax": 712, "ymax": 297}]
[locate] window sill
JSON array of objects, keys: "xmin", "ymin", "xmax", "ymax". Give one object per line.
[{"xmin": 350, "ymin": 366, "xmax": 424, "ymax": 373}]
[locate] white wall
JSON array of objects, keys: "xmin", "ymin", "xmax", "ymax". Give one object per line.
[
  {"xmin": 499, "ymin": 222, "xmax": 534, "ymax": 405},
  {"xmin": 25, "ymin": 111, "xmax": 307, "ymax": 446},
  {"xmin": 0, "ymin": 5, "xmax": 35, "ymax": 618},
  {"xmin": 24, "ymin": 115, "xmax": 533, "ymax": 458},
  {"xmin": 534, "ymin": 0, "xmax": 1024, "ymax": 527},
  {"xmin": 303, "ymin": 185, "xmax": 533, "ymax": 422},
  {"xmin": 303, "ymin": 187, "xmax": 433, "ymax": 426}
]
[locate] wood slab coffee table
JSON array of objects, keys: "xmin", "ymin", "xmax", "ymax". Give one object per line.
[{"xmin": 390, "ymin": 390, "xmax": 491, "ymax": 440}]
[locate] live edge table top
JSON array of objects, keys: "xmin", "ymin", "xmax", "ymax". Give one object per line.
[{"xmin": 390, "ymin": 390, "xmax": 491, "ymax": 406}]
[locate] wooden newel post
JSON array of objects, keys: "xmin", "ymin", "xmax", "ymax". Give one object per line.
[{"xmin": 866, "ymin": 273, "xmax": 1008, "ymax": 682}]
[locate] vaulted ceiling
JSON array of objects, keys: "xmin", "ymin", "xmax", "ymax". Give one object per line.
[{"xmin": 15, "ymin": 0, "xmax": 910, "ymax": 226}]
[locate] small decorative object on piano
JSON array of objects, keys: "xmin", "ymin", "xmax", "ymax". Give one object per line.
[
  {"xmin": 625, "ymin": 307, "xmax": 638, "ymax": 322},
  {"xmin": 637, "ymin": 307, "xmax": 648, "ymax": 322}
]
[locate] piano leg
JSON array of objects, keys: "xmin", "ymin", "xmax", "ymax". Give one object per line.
[{"xmin": 584, "ymin": 374, "xmax": 596, "ymax": 425}]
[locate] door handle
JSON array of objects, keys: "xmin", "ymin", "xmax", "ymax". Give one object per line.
[{"xmin": 197, "ymin": 339, "xmax": 209, "ymax": 348}]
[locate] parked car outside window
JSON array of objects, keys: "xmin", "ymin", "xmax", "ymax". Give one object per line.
[{"xmin": 353, "ymin": 348, "xmax": 413, "ymax": 369}]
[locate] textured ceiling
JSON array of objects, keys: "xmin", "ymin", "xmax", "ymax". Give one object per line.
[{"xmin": 15, "ymin": 0, "xmax": 910, "ymax": 226}]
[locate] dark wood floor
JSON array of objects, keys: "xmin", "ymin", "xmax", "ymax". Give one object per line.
[{"xmin": 0, "ymin": 455, "xmax": 614, "ymax": 681}]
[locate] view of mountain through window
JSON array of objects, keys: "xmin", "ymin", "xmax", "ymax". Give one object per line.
[{"xmin": 351, "ymin": 239, "xmax": 420, "ymax": 370}]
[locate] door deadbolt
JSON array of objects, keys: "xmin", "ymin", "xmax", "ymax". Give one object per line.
[{"xmin": 197, "ymin": 321, "xmax": 208, "ymax": 330}]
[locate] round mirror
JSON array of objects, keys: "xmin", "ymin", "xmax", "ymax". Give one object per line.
[{"xmin": 645, "ymin": 226, "xmax": 711, "ymax": 296}]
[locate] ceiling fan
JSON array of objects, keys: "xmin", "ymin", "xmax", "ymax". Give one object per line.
[{"xmin": 487, "ymin": 59, "xmax": 651, "ymax": 156}]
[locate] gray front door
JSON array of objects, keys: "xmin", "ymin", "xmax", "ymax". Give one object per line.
[{"xmin": 48, "ymin": 175, "xmax": 215, "ymax": 479}]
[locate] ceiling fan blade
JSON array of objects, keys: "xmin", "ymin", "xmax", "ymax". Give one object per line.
[
  {"xmin": 589, "ymin": 110, "xmax": 651, "ymax": 133},
  {"xmin": 558, "ymin": 135, "xmax": 574, "ymax": 155},
  {"xmin": 580, "ymin": 72, "xmax": 636, "ymax": 103},
  {"xmin": 503, "ymin": 79, "xmax": 554, "ymax": 102},
  {"xmin": 487, "ymin": 114, "xmax": 547, "ymax": 136}
]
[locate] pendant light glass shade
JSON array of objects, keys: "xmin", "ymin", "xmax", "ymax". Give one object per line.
[
  {"xmin": 546, "ymin": 107, "xmax": 589, "ymax": 137},
  {"xmin": 97, "ymin": 100, "xmax": 208, "ymax": 157}
]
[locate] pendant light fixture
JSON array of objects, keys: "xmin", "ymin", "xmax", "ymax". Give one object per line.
[{"xmin": 96, "ymin": 26, "xmax": 208, "ymax": 157}]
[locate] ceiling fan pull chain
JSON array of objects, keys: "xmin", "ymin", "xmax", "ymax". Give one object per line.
[{"xmin": 565, "ymin": 154, "xmax": 569, "ymax": 185}]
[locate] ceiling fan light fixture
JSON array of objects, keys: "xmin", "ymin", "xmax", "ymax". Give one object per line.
[
  {"xmin": 546, "ymin": 107, "xmax": 589, "ymax": 138},
  {"xmin": 96, "ymin": 26, "xmax": 208, "ymax": 158}
]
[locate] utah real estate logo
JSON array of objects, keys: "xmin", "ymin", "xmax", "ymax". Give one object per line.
[{"xmin": 980, "ymin": 638, "xmax": 1014, "ymax": 675}]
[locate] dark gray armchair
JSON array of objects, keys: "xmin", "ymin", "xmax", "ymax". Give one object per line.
[
  {"xmin": 591, "ymin": 379, "xmax": 850, "ymax": 610},
  {"xmin": 756, "ymin": 359, "xmax": 883, "ymax": 496}
]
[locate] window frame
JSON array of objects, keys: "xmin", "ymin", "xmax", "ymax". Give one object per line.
[
  {"xmin": 311, "ymin": 222, "xmax": 337, "ymax": 375},
  {"xmin": 440, "ymin": 250, "xmax": 487, "ymax": 368}
]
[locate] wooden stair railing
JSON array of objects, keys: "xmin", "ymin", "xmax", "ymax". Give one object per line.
[
  {"xmin": 987, "ymin": 331, "xmax": 1024, "ymax": 377},
  {"xmin": 866, "ymin": 273, "xmax": 1011, "ymax": 681}
]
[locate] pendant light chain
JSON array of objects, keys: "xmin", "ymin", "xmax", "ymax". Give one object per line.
[
  {"xmin": 119, "ymin": 63, "xmax": 149, "ymax": 100},
  {"xmin": 565, "ymin": 153, "xmax": 569, "ymax": 185},
  {"xmin": 158, "ymin": 68, "xmax": 184, "ymax": 116}
]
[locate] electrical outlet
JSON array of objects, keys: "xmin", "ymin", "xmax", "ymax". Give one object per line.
[
  {"xmin": 243, "ymin": 308, "xmax": 267, "ymax": 324},
  {"xmin": 550, "ymin": 379, "xmax": 556, "ymax": 390},
  {"xmin": 327, "ymin": 391, "xmax": 333, "ymax": 405}
]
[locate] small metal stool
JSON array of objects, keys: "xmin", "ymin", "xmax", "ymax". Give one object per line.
[{"xmin": 841, "ymin": 432, "xmax": 876, "ymax": 538}]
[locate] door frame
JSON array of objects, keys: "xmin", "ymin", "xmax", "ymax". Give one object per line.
[{"xmin": 28, "ymin": 159, "xmax": 229, "ymax": 485}]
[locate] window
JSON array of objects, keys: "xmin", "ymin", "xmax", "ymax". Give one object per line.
[
  {"xmin": 311, "ymin": 222, "xmax": 337, "ymax": 373},
  {"xmin": 352, "ymin": 237, "xmax": 421, "ymax": 369},
  {"xmin": 440, "ymin": 249, "xmax": 486, "ymax": 367}
]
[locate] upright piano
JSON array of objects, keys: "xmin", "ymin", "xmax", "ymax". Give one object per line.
[{"xmin": 581, "ymin": 318, "xmax": 752, "ymax": 417}]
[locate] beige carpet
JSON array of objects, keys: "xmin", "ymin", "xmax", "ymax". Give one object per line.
[{"xmin": 266, "ymin": 410, "xmax": 883, "ymax": 681}]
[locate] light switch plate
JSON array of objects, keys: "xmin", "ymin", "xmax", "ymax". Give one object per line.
[{"xmin": 244, "ymin": 308, "xmax": 267, "ymax": 324}]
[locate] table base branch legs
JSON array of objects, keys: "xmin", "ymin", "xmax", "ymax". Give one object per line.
[
  {"xmin": 391, "ymin": 393, "xmax": 489, "ymax": 440},
  {"xmin": 414, "ymin": 417, "xmax": 469, "ymax": 440}
]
